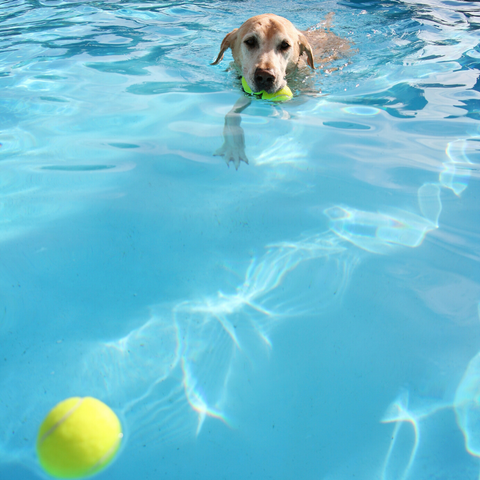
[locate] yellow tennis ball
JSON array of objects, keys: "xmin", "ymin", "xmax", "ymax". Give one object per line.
[
  {"xmin": 241, "ymin": 76, "xmax": 293, "ymax": 102},
  {"xmin": 36, "ymin": 397, "xmax": 123, "ymax": 479},
  {"xmin": 261, "ymin": 85, "xmax": 293, "ymax": 102}
]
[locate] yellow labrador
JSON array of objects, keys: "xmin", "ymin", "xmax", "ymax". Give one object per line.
[
  {"xmin": 212, "ymin": 14, "xmax": 315, "ymax": 95},
  {"xmin": 212, "ymin": 14, "xmax": 348, "ymax": 169}
]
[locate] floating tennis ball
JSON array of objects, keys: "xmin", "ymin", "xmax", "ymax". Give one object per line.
[
  {"xmin": 241, "ymin": 77, "xmax": 292, "ymax": 102},
  {"xmin": 37, "ymin": 397, "xmax": 123, "ymax": 479}
]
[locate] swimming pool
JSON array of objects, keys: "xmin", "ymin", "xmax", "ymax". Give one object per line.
[{"xmin": 1, "ymin": 0, "xmax": 479, "ymax": 478}]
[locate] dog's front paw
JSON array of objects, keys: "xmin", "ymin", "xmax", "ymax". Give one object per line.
[
  {"xmin": 215, "ymin": 96, "xmax": 252, "ymax": 169},
  {"xmin": 214, "ymin": 142, "xmax": 249, "ymax": 170}
]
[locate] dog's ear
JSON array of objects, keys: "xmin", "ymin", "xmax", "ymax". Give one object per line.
[
  {"xmin": 211, "ymin": 28, "xmax": 239, "ymax": 65},
  {"xmin": 298, "ymin": 33, "xmax": 315, "ymax": 69}
]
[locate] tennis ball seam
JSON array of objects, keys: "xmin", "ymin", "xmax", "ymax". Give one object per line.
[
  {"xmin": 85, "ymin": 432, "xmax": 123, "ymax": 477},
  {"xmin": 38, "ymin": 398, "xmax": 84, "ymax": 446}
]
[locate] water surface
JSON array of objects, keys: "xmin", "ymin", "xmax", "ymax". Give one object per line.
[{"xmin": 1, "ymin": 1, "xmax": 480, "ymax": 479}]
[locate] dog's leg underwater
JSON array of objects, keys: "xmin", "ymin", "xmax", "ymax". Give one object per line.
[{"xmin": 215, "ymin": 95, "xmax": 252, "ymax": 169}]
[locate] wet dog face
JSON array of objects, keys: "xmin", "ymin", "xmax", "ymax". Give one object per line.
[{"xmin": 212, "ymin": 14, "xmax": 314, "ymax": 94}]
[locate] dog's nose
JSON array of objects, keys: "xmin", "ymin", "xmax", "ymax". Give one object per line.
[{"xmin": 254, "ymin": 68, "xmax": 275, "ymax": 91}]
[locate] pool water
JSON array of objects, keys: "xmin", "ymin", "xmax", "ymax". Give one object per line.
[{"xmin": 1, "ymin": 0, "xmax": 480, "ymax": 479}]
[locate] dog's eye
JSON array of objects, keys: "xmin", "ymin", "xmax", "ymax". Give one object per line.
[
  {"xmin": 279, "ymin": 41, "xmax": 290, "ymax": 51},
  {"xmin": 244, "ymin": 37, "xmax": 257, "ymax": 48}
]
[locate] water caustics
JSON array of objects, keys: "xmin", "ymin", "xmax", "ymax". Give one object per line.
[
  {"xmin": 87, "ymin": 228, "xmax": 354, "ymax": 439},
  {"xmin": 82, "ymin": 131, "xmax": 476, "ymax": 480}
]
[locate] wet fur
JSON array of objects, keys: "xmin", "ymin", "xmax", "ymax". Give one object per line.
[{"xmin": 212, "ymin": 13, "xmax": 349, "ymax": 169}]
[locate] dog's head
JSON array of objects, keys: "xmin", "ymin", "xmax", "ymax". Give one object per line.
[{"xmin": 212, "ymin": 14, "xmax": 314, "ymax": 94}]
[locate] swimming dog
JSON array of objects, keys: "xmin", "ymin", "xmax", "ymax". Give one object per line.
[{"xmin": 212, "ymin": 14, "xmax": 348, "ymax": 168}]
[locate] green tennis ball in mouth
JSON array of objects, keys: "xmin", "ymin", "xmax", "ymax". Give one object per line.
[{"xmin": 241, "ymin": 77, "xmax": 292, "ymax": 102}]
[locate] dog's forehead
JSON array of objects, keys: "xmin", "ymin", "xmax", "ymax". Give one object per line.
[{"xmin": 240, "ymin": 15, "xmax": 297, "ymax": 41}]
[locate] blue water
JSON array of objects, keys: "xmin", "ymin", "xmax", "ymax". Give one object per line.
[{"xmin": 1, "ymin": 0, "xmax": 480, "ymax": 479}]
